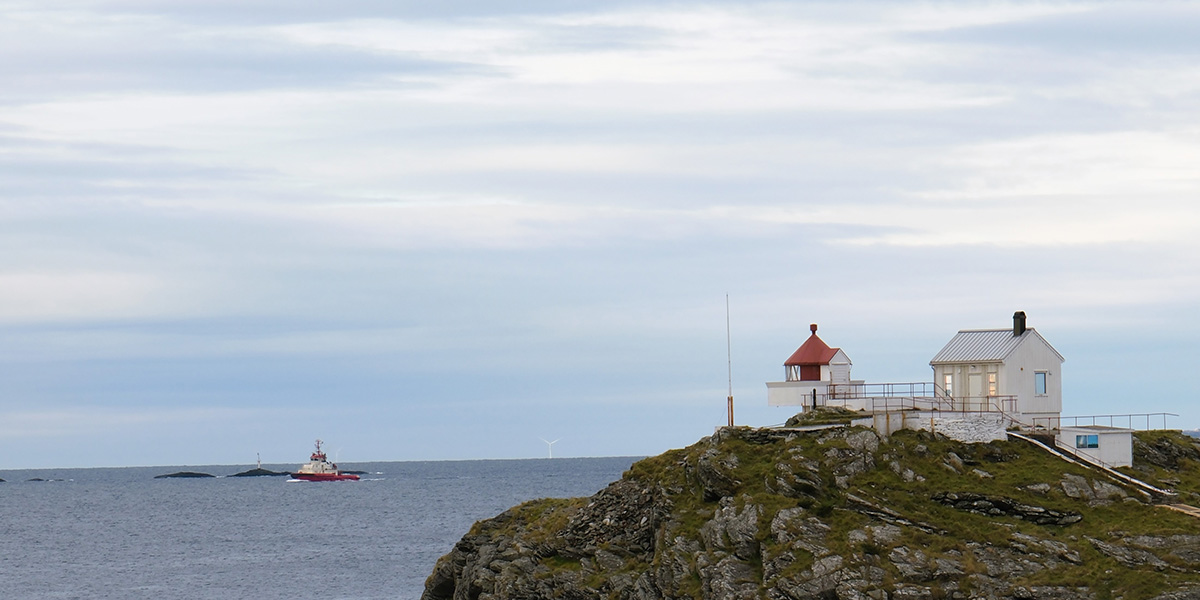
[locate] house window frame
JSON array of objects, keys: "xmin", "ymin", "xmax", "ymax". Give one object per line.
[
  {"xmin": 943, "ymin": 373, "xmax": 953, "ymax": 396},
  {"xmin": 1034, "ymin": 371, "xmax": 1048, "ymax": 396},
  {"xmin": 1075, "ymin": 434, "xmax": 1099, "ymax": 449},
  {"xmin": 987, "ymin": 373, "xmax": 997, "ymax": 397}
]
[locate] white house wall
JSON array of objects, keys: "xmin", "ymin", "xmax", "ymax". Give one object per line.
[
  {"xmin": 932, "ymin": 363, "xmax": 1002, "ymax": 411},
  {"xmin": 1003, "ymin": 336, "xmax": 1063, "ymax": 422},
  {"xmin": 829, "ymin": 349, "xmax": 851, "ymax": 384},
  {"xmin": 1059, "ymin": 427, "xmax": 1132, "ymax": 468}
]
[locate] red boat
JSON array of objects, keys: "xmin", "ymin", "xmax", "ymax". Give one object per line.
[{"xmin": 291, "ymin": 439, "xmax": 359, "ymax": 481}]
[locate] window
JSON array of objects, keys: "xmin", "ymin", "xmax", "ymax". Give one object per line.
[
  {"xmin": 943, "ymin": 373, "xmax": 953, "ymax": 396},
  {"xmin": 1035, "ymin": 372, "xmax": 1047, "ymax": 395},
  {"xmin": 988, "ymin": 373, "xmax": 997, "ymax": 396},
  {"xmin": 1076, "ymin": 434, "xmax": 1099, "ymax": 449}
]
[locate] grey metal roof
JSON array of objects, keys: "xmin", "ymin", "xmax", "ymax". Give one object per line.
[
  {"xmin": 929, "ymin": 328, "xmax": 1064, "ymax": 364},
  {"xmin": 1061, "ymin": 425, "xmax": 1133, "ymax": 431}
]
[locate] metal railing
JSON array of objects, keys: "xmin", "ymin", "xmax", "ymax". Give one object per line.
[
  {"xmin": 814, "ymin": 381, "xmax": 1017, "ymax": 415},
  {"xmin": 827, "ymin": 381, "xmax": 939, "ymax": 399},
  {"xmin": 1031, "ymin": 413, "xmax": 1178, "ymax": 431},
  {"xmin": 1052, "ymin": 438, "xmax": 1121, "ymax": 470}
]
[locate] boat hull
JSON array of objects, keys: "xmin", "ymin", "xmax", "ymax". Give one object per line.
[{"xmin": 291, "ymin": 473, "xmax": 359, "ymax": 482}]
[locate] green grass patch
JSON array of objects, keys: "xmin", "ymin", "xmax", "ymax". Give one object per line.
[
  {"xmin": 785, "ymin": 407, "xmax": 862, "ymax": 426},
  {"xmin": 470, "ymin": 496, "xmax": 586, "ymax": 545}
]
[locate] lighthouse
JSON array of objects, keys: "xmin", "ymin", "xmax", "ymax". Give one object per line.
[{"xmin": 767, "ymin": 324, "xmax": 853, "ymax": 408}]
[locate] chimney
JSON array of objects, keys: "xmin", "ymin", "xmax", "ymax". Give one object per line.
[
  {"xmin": 1013, "ymin": 311, "xmax": 1027, "ymax": 336},
  {"xmin": 810, "ymin": 323, "xmax": 818, "ymax": 335}
]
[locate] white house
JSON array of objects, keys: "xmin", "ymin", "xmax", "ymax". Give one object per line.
[
  {"xmin": 929, "ymin": 312, "xmax": 1065, "ymax": 424},
  {"xmin": 766, "ymin": 324, "xmax": 854, "ymax": 408},
  {"xmin": 1058, "ymin": 425, "xmax": 1133, "ymax": 468}
]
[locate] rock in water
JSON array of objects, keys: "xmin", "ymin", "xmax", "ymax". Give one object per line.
[
  {"xmin": 423, "ymin": 426, "xmax": 1200, "ymax": 600},
  {"xmin": 229, "ymin": 468, "xmax": 289, "ymax": 477},
  {"xmin": 154, "ymin": 471, "xmax": 215, "ymax": 479}
]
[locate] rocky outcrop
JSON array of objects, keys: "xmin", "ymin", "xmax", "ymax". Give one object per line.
[
  {"xmin": 1135, "ymin": 434, "xmax": 1200, "ymax": 471},
  {"xmin": 931, "ymin": 492, "xmax": 1082, "ymax": 525},
  {"xmin": 423, "ymin": 427, "xmax": 1200, "ymax": 600}
]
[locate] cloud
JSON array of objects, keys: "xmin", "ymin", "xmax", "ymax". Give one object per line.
[
  {"xmin": 0, "ymin": 272, "xmax": 164, "ymax": 321},
  {"xmin": 0, "ymin": 5, "xmax": 494, "ymax": 103},
  {"xmin": 0, "ymin": 406, "xmax": 263, "ymax": 439},
  {"xmin": 915, "ymin": 3, "xmax": 1200, "ymax": 57},
  {"xmin": 3, "ymin": 1, "xmax": 1200, "ymax": 467}
]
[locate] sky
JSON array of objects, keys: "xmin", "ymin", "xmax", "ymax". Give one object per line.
[{"xmin": 1, "ymin": 1, "xmax": 1199, "ymax": 469}]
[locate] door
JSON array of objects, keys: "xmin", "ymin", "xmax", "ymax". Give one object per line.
[
  {"xmin": 968, "ymin": 373, "xmax": 983, "ymax": 410},
  {"xmin": 830, "ymin": 363, "xmax": 850, "ymax": 385}
]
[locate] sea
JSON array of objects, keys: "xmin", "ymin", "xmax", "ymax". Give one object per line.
[{"xmin": 0, "ymin": 456, "xmax": 640, "ymax": 600}]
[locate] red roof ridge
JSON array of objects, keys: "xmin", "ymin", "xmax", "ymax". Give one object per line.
[{"xmin": 783, "ymin": 323, "xmax": 841, "ymax": 366}]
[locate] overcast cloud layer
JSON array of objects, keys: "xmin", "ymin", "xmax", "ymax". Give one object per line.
[{"xmin": 2, "ymin": 1, "xmax": 1199, "ymax": 469}]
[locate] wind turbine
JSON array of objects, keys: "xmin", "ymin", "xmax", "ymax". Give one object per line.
[{"xmin": 539, "ymin": 438, "xmax": 561, "ymax": 459}]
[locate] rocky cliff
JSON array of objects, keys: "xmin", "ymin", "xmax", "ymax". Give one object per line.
[{"xmin": 423, "ymin": 421, "xmax": 1200, "ymax": 600}]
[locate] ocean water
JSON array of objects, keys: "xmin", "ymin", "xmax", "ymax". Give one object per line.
[{"xmin": 0, "ymin": 457, "xmax": 640, "ymax": 600}]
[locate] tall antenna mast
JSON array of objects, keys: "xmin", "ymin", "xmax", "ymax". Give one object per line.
[{"xmin": 726, "ymin": 294, "xmax": 734, "ymax": 427}]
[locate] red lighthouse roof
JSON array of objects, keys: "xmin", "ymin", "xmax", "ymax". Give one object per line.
[{"xmin": 784, "ymin": 324, "xmax": 840, "ymax": 366}]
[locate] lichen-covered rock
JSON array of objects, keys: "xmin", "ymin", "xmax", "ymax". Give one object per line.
[
  {"xmin": 561, "ymin": 477, "xmax": 665, "ymax": 555},
  {"xmin": 1135, "ymin": 435, "xmax": 1200, "ymax": 470},
  {"xmin": 1149, "ymin": 588, "xmax": 1200, "ymax": 600},
  {"xmin": 888, "ymin": 546, "xmax": 932, "ymax": 580},
  {"xmin": 699, "ymin": 496, "xmax": 761, "ymax": 560},
  {"xmin": 694, "ymin": 447, "xmax": 741, "ymax": 501},
  {"xmin": 1126, "ymin": 534, "xmax": 1200, "ymax": 566},
  {"xmin": 1011, "ymin": 532, "xmax": 1082, "ymax": 564},
  {"xmin": 1086, "ymin": 536, "xmax": 1170, "ymax": 570},
  {"xmin": 766, "ymin": 461, "xmax": 822, "ymax": 499},
  {"xmin": 1061, "ymin": 473, "xmax": 1094, "ymax": 500}
]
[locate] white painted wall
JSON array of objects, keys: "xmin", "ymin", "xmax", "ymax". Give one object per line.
[
  {"xmin": 1059, "ymin": 426, "xmax": 1132, "ymax": 468},
  {"xmin": 829, "ymin": 349, "xmax": 851, "ymax": 384},
  {"xmin": 1003, "ymin": 334, "xmax": 1063, "ymax": 420},
  {"xmin": 767, "ymin": 381, "xmax": 826, "ymax": 407}
]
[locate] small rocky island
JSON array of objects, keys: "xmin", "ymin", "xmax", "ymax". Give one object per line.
[
  {"xmin": 423, "ymin": 414, "xmax": 1200, "ymax": 600},
  {"xmin": 229, "ymin": 467, "xmax": 290, "ymax": 477},
  {"xmin": 154, "ymin": 471, "xmax": 215, "ymax": 479}
]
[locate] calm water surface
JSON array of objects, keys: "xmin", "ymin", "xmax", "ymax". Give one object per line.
[{"xmin": 0, "ymin": 457, "xmax": 639, "ymax": 600}]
